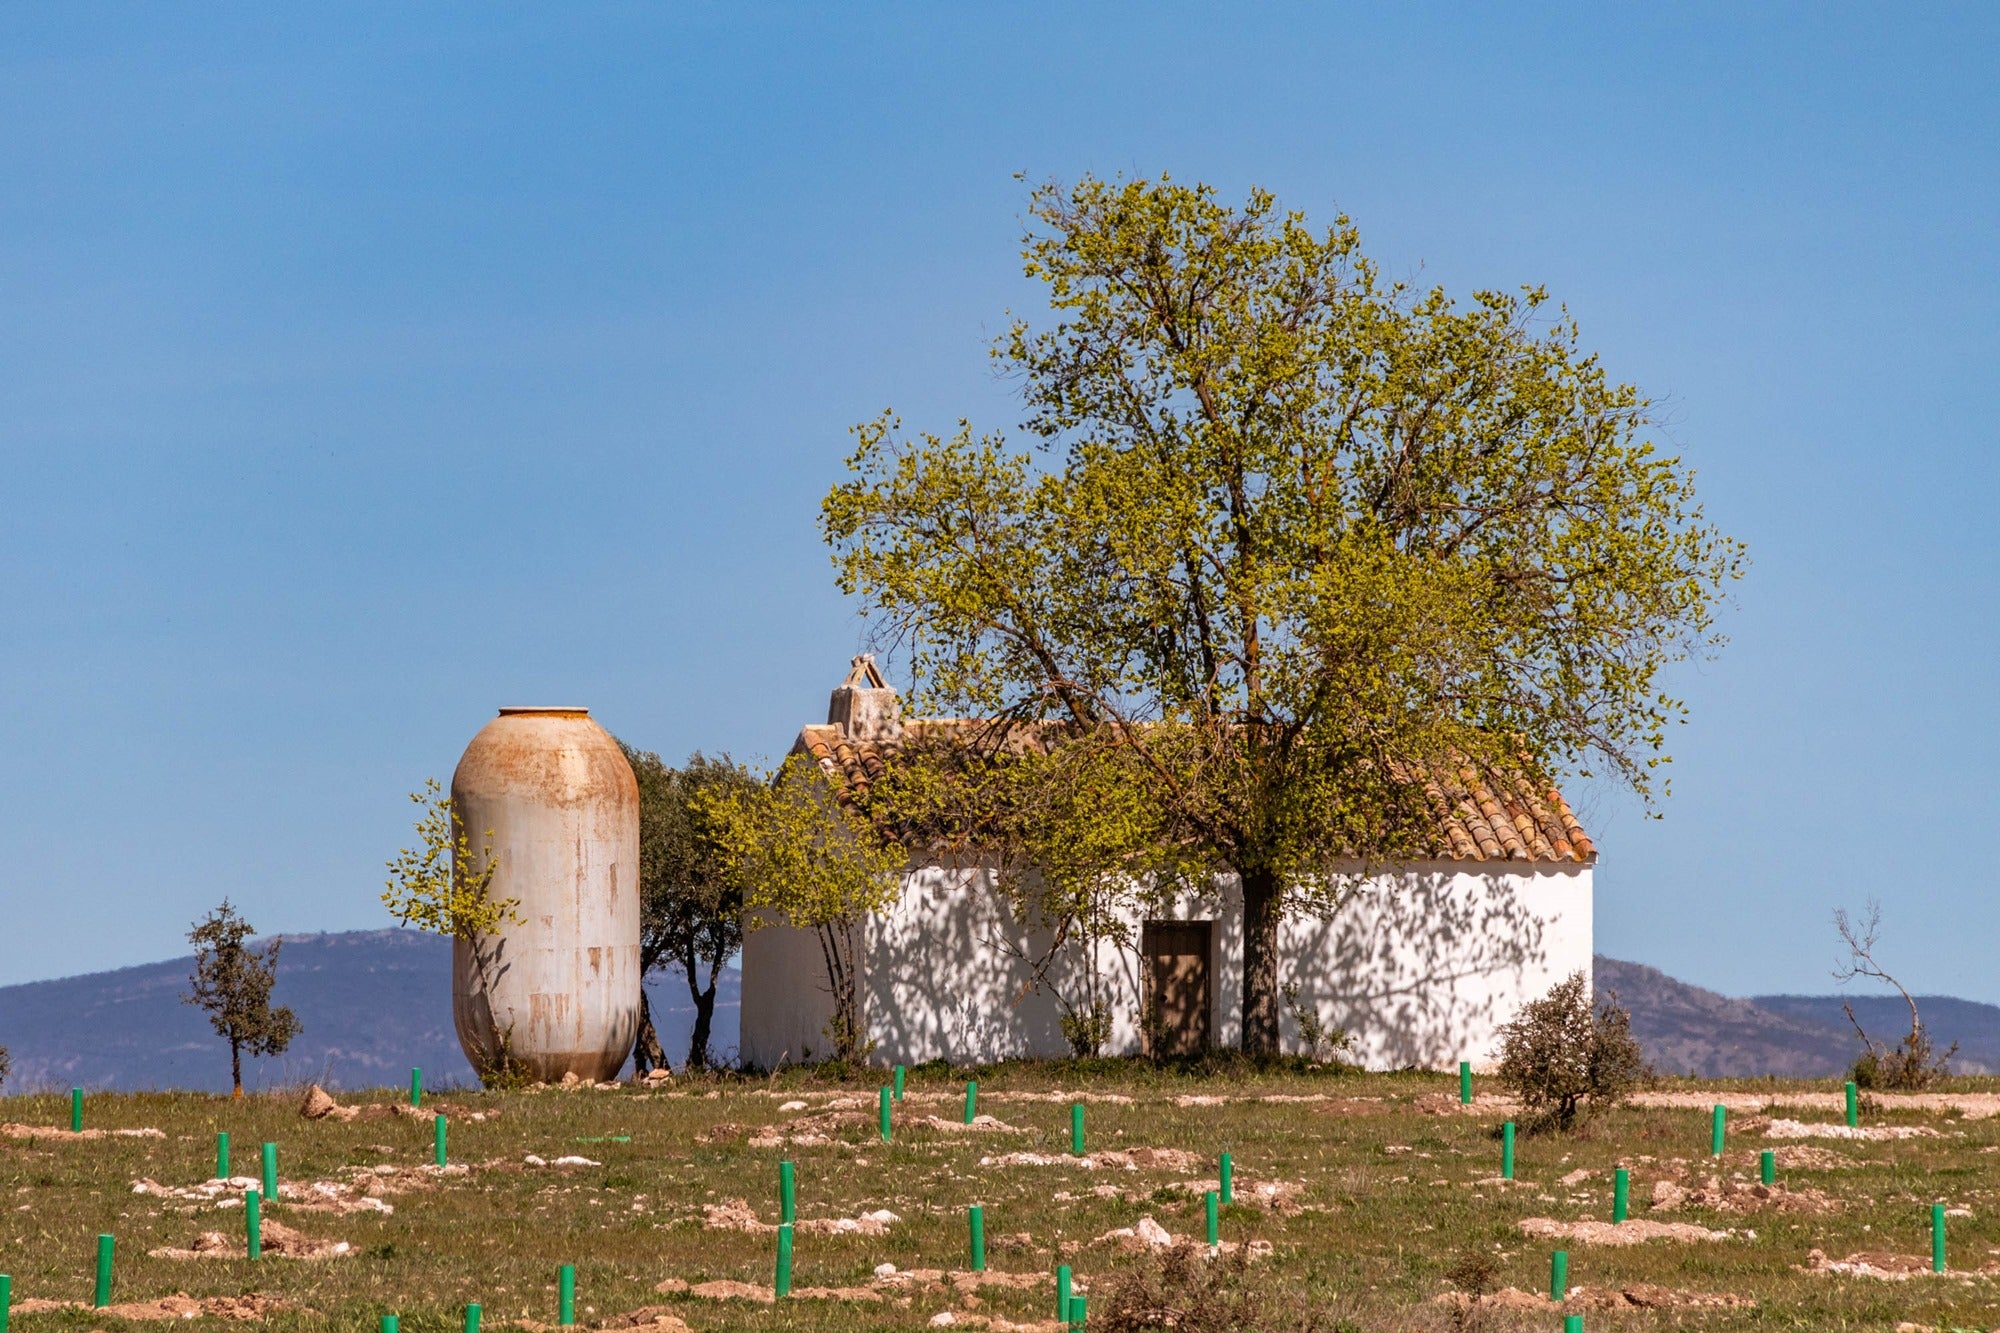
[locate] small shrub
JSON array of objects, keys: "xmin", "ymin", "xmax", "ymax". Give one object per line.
[
  {"xmin": 1097, "ymin": 1243, "xmax": 1336, "ymax": 1332},
  {"xmin": 1281, "ymin": 982, "xmax": 1354, "ymax": 1064},
  {"xmin": 1494, "ymin": 970, "xmax": 1649, "ymax": 1133},
  {"xmin": 1061, "ymin": 1001, "xmax": 1113, "ymax": 1058},
  {"xmin": 1441, "ymin": 1248, "xmax": 1501, "ymax": 1332}
]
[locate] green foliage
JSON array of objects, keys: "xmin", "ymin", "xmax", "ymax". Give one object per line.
[
  {"xmin": 381, "ymin": 778, "xmax": 520, "ymax": 940},
  {"xmin": 823, "ymin": 174, "xmax": 1743, "ymax": 1051},
  {"xmin": 698, "ymin": 753, "xmax": 906, "ymax": 1061},
  {"xmin": 622, "ymin": 744, "xmax": 760, "ymax": 1070},
  {"xmin": 1494, "ymin": 970, "xmax": 1648, "ymax": 1132},
  {"xmin": 1281, "ymin": 981, "xmax": 1354, "ymax": 1065},
  {"xmin": 183, "ymin": 899, "xmax": 300, "ymax": 1097}
]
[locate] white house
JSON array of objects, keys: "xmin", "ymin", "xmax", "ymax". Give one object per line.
[{"xmin": 739, "ymin": 657, "xmax": 1595, "ymax": 1071}]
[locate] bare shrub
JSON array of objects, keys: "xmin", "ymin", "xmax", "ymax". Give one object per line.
[
  {"xmin": 1097, "ymin": 1244, "xmax": 1350, "ymax": 1332},
  {"xmin": 1834, "ymin": 900, "xmax": 1956, "ymax": 1090},
  {"xmin": 1495, "ymin": 970, "xmax": 1648, "ymax": 1133}
]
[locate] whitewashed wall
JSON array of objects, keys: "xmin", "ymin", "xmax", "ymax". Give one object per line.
[{"xmin": 738, "ymin": 861, "xmax": 1591, "ymax": 1071}]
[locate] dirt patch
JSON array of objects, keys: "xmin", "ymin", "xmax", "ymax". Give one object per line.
[
  {"xmin": 299, "ymin": 1084, "xmax": 462, "ymax": 1124},
  {"xmin": 651, "ymin": 1277, "xmax": 879, "ymax": 1303},
  {"xmin": 149, "ymin": 1218, "xmax": 352, "ymax": 1260},
  {"xmin": 11, "ymin": 1293, "xmax": 302, "ymax": 1320},
  {"xmin": 1162, "ymin": 1177, "xmax": 1305, "ymax": 1215},
  {"xmin": 1413, "ymin": 1092, "xmax": 1522, "ymax": 1117},
  {"xmin": 1518, "ymin": 1217, "xmax": 1734, "ymax": 1245},
  {"xmin": 874, "ymin": 1267, "xmax": 1047, "ymax": 1294},
  {"xmin": 917, "ymin": 1115, "xmax": 1026, "ymax": 1133},
  {"xmin": 701, "ymin": 1197, "xmax": 901, "ymax": 1235},
  {"xmin": 1, "ymin": 1123, "xmax": 165, "ymax": 1141},
  {"xmin": 1764, "ymin": 1118, "xmax": 1942, "ymax": 1141},
  {"xmin": 596, "ymin": 1308, "xmax": 692, "ymax": 1331},
  {"xmin": 1801, "ymin": 1248, "xmax": 1958, "ymax": 1279},
  {"xmin": 1771, "ymin": 1144, "xmax": 1859, "ymax": 1170},
  {"xmin": 1650, "ymin": 1174, "xmax": 1841, "ymax": 1216},
  {"xmin": 1439, "ymin": 1284, "xmax": 1752, "ymax": 1313},
  {"xmin": 1634, "ymin": 1090, "xmax": 2000, "ymax": 1119},
  {"xmin": 979, "ymin": 1147, "xmax": 1205, "ymax": 1172},
  {"xmin": 1094, "ymin": 1215, "xmax": 1177, "ymax": 1251}
]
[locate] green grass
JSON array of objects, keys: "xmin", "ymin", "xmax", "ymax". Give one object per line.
[{"xmin": 6, "ymin": 1066, "xmax": 2000, "ymax": 1330}]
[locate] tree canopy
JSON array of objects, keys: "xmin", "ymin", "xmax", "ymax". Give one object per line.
[
  {"xmin": 184, "ymin": 900, "xmax": 300, "ymax": 1097},
  {"xmin": 822, "ymin": 175, "xmax": 1743, "ymax": 1053}
]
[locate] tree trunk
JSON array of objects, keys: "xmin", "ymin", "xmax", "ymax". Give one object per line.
[
  {"xmin": 633, "ymin": 989, "xmax": 668, "ymax": 1075},
  {"xmin": 1241, "ymin": 864, "xmax": 1282, "ymax": 1056},
  {"xmin": 230, "ymin": 1038, "xmax": 244, "ymax": 1099},
  {"xmin": 688, "ymin": 980, "xmax": 716, "ymax": 1070}
]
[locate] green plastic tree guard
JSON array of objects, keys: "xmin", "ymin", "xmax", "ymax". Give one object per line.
[
  {"xmin": 382, "ymin": 1317, "xmax": 398, "ymax": 1333},
  {"xmin": 1056, "ymin": 1265, "xmax": 1071, "ymax": 1321},
  {"xmin": 894, "ymin": 1065, "xmax": 905, "ymax": 1101},
  {"xmin": 93, "ymin": 1235, "xmax": 114, "ymax": 1309},
  {"xmin": 1068, "ymin": 1294, "xmax": 1087, "ymax": 1327},
  {"xmin": 1071, "ymin": 1103, "xmax": 1085, "ymax": 1155},
  {"xmin": 879, "ymin": 1087, "xmax": 892, "ymax": 1143},
  {"xmin": 246, "ymin": 1188, "xmax": 262, "ymax": 1260},
  {"xmin": 1565, "ymin": 1316, "xmax": 1583, "ymax": 1333},
  {"xmin": 1710, "ymin": 1104, "xmax": 1726, "ymax": 1156},
  {"xmin": 969, "ymin": 1205, "xmax": 985, "ymax": 1272},
  {"xmin": 1550, "ymin": 1249, "xmax": 1567, "ymax": 1301},
  {"xmin": 70, "ymin": 1089, "xmax": 82, "ymax": 1133},
  {"xmin": 1219, "ymin": 1151, "xmax": 1233, "ymax": 1204},
  {"xmin": 965, "ymin": 1080, "xmax": 977, "ymax": 1125},
  {"xmin": 261, "ymin": 1143, "xmax": 277, "ymax": 1200},
  {"xmin": 1, "ymin": 1271, "xmax": 12, "ymax": 1333},
  {"xmin": 559, "ymin": 1265, "xmax": 575, "ymax": 1326},
  {"xmin": 1760, "ymin": 1150, "xmax": 1775, "ymax": 1186},
  {"xmin": 776, "ymin": 1224, "xmax": 794, "ymax": 1298},
  {"xmin": 464, "ymin": 1304, "xmax": 481, "ymax": 1333},
  {"xmin": 780, "ymin": 1160, "xmax": 796, "ymax": 1224},
  {"xmin": 216, "ymin": 1132, "xmax": 230, "ymax": 1182},
  {"xmin": 1459, "ymin": 1061, "xmax": 1472, "ymax": 1104},
  {"xmin": 1933, "ymin": 1202, "xmax": 1946, "ymax": 1274},
  {"xmin": 1845, "ymin": 1080, "xmax": 1858, "ymax": 1127},
  {"xmin": 1612, "ymin": 1168, "xmax": 1629, "ymax": 1223},
  {"xmin": 434, "ymin": 1115, "xmax": 447, "ymax": 1168},
  {"xmin": 1502, "ymin": 1122, "xmax": 1516, "ymax": 1180},
  {"xmin": 1205, "ymin": 1190, "xmax": 1219, "ymax": 1245},
  {"xmin": 411, "ymin": 1068, "xmax": 422, "ymax": 1108}
]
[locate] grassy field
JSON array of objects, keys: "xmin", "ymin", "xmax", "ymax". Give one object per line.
[{"xmin": 5, "ymin": 1064, "xmax": 2000, "ymax": 1331}]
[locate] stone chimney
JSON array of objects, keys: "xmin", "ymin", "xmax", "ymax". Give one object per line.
[{"xmin": 827, "ymin": 653, "xmax": 903, "ymax": 741}]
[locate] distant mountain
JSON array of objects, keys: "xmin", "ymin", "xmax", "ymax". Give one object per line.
[
  {"xmin": 0, "ymin": 929, "xmax": 741, "ymax": 1094},
  {"xmin": 1594, "ymin": 955, "xmax": 1856, "ymax": 1077}
]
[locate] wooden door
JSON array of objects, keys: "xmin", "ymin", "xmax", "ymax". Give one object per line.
[{"xmin": 1142, "ymin": 920, "xmax": 1212, "ymax": 1057}]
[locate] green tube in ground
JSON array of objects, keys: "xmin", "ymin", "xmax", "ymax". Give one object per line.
[
  {"xmin": 3, "ymin": 1270, "xmax": 14, "ymax": 1333},
  {"xmin": 1459, "ymin": 1061, "xmax": 1472, "ymax": 1105},
  {"xmin": 775, "ymin": 1224, "xmax": 794, "ymax": 1298},
  {"xmin": 1933, "ymin": 1203, "xmax": 1946, "ymax": 1274},
  {"xmin": 464, "ymin": 1304, "xmax": 481, "ymax": 1333},
  {"xmin": 382, "ymin": 1316, "xmax": 398, "ymax": 1333},
  {"xmin": 559, "ymin": 1265, "xmax": 575, "ymax": 1326},
  {"xmin": 1219, "ymin": 1151, "xmax": 1233, "ymax": 1204},
  {"xmin": 964, "ymin": 1081, "xmax": 977, "ymax": 1125},
  {"xmin": 93, "ymin": 1234, "xmax": 114, "ymax": 1308},
  {"xmin": 1501, "ymin": 1122, "xmax": 1515, "ymax": 1180},
  {"xmin": 1612, "ymin": 1168, "xmax": 1629, "ymax": 1223},
  {"xmin": 780, "ymin": 1160, "xmax": 796, "ymax": 1224},
  {"xmin": 435, "ymin": 1115, "xmax": 448, "ymax": 1167},
  {"xmin": 893, "ymin": 1065, "xmax": 905, "ymax": 1101},
  {"xmin": 1068, "ymin": 1294, "xmax": 1087, "ymax": 1327},
  {"xmin": 1056, "ymin": 1265, "xmax": 1071, "ymax": 1321},
  {"xmin": 1564, "ymin": 1316, "xmax": 1583, "ymax": 1333},
  {"xmin": 246, "ymin": 1189, "xmax": 262, "ymax": 1260},
  {"xmin": 1846, "ymin": 1080, "xmax": 1858, "ymax": 1127},
  {"xmin": 216, "ymin": 1132, "xmax": 230, "ymax": 1182},
  {"xmin": 1760, "ymin": 1150, "xmax": 1775, "ymax": 1186},
  {"xmin": 879, "ymin": 1087, "xmax": 892, "ymax": 1143},
  {"xmin": 968, "ymin": 1205, "xmax": 985, "ymax": 1272},
  {"xmin": 410, "ymin": 1068, "xmax": 422, "ymax": 1108},
  {"xmin": 261, "ymin": 1143, "xmax": 277, "ymax": 1200},
  {"xmin": 1710, "ymin": 1104, "xmax": 1726, "ymax": 1156},
  {"xmin": 1205, "ymin": 1190, "xmax": 1219, "ymax": 1245},
  {"xmin": 71, "ymin": 1089, "xmax": 82, "ymax": 1133},
  {"xmin": 1071, "ymin": 1103, "xmax": 1085, "ymax": 1155},
  {"xmin": 1550, "ymin": 1249, "xmax": 1567, "ymax": 1301}
]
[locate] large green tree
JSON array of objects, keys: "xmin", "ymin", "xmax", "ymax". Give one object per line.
[
  {"xmin": 621, "ymin": 745, "xmax": 760, "ymax": 1072},
  {"xmin": 823, "ymin": 175, "xmax": 1742, "ymax": 1055}
]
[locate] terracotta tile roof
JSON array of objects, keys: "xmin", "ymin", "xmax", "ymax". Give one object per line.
[{"xmin": 792, "ymin": 721, "xmax": 1594, "ymax": 866}]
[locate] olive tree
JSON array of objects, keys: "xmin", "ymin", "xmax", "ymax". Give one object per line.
[
  {"xmin": 823, "ymin": 174, "xmax": 1743, "ymax": 1054},
  {"xmin": 184, "ymin": 900, "xmax": 300, "ymax": 1098},
  {"xmin": 621, "ymin": 744, "xmax": 760, "ymax": 1072}
]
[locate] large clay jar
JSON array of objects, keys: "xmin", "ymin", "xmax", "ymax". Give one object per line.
[{"xmin": 450, "ymin": 707, "xmax": 640, "ymax": 1083}]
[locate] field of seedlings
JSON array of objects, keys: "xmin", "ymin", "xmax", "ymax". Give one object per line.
[{"xmin": 6, "ymin": 1065, "xmax": 2000, "ymax": 1332}]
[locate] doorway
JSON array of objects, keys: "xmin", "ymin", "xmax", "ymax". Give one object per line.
[{"xmin": 1142, "ymin": 919, "xmax": 1212, "ymax": 1057}]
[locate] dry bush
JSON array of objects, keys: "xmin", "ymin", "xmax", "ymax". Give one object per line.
[{"xmin": 1097, "ymin": 1244, "xmax": 1355, "ymax": 1332}]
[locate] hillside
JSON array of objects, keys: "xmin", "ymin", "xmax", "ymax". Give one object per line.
[
  {"xmin": 1593, "ymin": 955, "xmax": 1857, "ymax": 1077},
  {"xmin": 0, "ymin": 929, "xmax": 740, "ymax": 1094},
  {"xmin": 1752, "ymin": 994, "xmax": 2000, "ymax": 1075}
]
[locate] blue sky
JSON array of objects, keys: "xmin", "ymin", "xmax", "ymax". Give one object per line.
[{"xmin": 2, "ymin": 5, "xmax": 1995, "ymax": 1003}]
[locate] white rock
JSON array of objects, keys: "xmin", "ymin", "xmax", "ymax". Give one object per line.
[
  {"xmin": 780, "ymin": 1100, "xmax": 808, "ymax": 1113},
  {"xmin": 553, "ymin": 1155, "xmax": 601, "ymax": 1167},
  {"xmin": 524, "ymin": 1154, "xmax": 548, "ymax": 1167},
  {"xmin": 929, "ymin": 1314, "xmax": 958, "ymax": 1326},
  {"xmin": 874, "ymin": 1263, "xmax": 898, "ymax": 1277}
]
